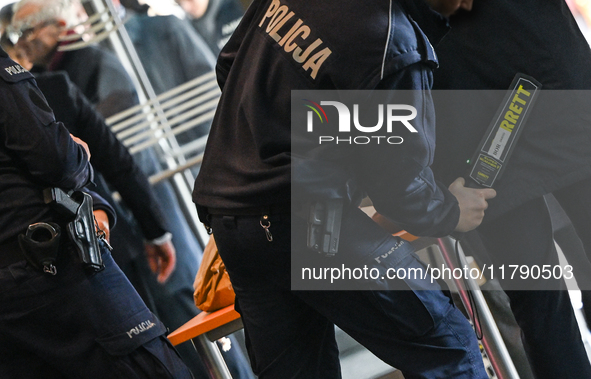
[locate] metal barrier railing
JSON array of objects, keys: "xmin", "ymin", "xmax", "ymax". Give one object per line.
[
  {"xmin": 79, "ymin": 0, "xmax": 214, "ymax": 245},
  {"xmin": 106, "ymin": 72, "xmax": 220, "ymax": 155},
  {"xmin": 58, "ymin": 7, "xmax": 125, "ymax": 51},
  {"xmin": 436, "ymin": 236, "xmax": 520, "ymax": 379}
]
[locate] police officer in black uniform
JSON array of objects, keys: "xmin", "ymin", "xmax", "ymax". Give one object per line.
[
  {"xmin": 193, "ymin": 0, "xmax": 495, "ymax": 378},
  {"xmin": 0, "ymin": 48, "xmax": 193, "ymax": 378}
]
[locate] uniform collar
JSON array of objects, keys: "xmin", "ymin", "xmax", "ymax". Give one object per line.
[{"xmin": 400, "ymin": 0, "xmax": 450, "ymax": 46}]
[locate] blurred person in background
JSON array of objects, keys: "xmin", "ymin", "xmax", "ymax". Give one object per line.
[
  {"xmin": 175, "ymin": 0, "xmax": 244, "ymax": 55},
  {"xmin": 116, "ymin": 0, "xmax": 218, "ymax": 148},
  {"xmin": 11, "ymin": 0, "xmax": 138, "ymax": 116}
]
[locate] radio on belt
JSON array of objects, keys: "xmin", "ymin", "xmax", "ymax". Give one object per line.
[{"xmin": 466, "ymin": 73, "xmax": 542, "ymax": 188}]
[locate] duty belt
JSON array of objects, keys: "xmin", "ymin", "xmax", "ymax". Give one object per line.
[
  {"xmin": 203, "ymin": 204, "xmax": 291, "ymax": 243},
  {"xmin": 205, "ymin": 203, "xmax": 291, "ymax": 216}
]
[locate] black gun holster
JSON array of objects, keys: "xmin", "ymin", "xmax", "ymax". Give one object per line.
[
  {"xmin": 66, "ymin": 192, "xmax": 104, "ymax": 272},
  {"xmin": 292, "ymin": 155, "xmax": 364, "ymax": 257},
  {"xmin": 43, "ymin": 188, "xmax": 104, "ymax": 272}
]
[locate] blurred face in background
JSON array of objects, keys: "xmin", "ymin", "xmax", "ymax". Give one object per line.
[
  {"xmin": 12, "ymin": 3, "xmax": 65, "ymax": 67},
  {"xmin": 176, "ymin": 0, "xmax": 209, "ymax": 19}
]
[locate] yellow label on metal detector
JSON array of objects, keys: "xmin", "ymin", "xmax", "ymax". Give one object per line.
[{"xmin": 468, "ymin": 74, "xmax": 541, "ymax": 187}]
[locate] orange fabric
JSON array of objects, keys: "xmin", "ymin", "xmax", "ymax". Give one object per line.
[
  {"xmin": 167, "ymin": 305, "xmax": 241, "ymax": 346},
  {"xmin": 394, "ymin": 230, "xmax": 419, "ymax": 242},
  {"xmin": 193, "ymin": 235, "xmax": 235, "ymax": 312},
  {"xmin": 371, "ymin": 211, "xmax": 419, "ymax": 241}
]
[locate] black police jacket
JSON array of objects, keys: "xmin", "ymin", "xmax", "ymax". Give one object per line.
[
  {"xmin": 0, "ymin": 50, "xmax": 92, "ymax": 244},
  {"xmin": 194, "ymin": 0, "xmax": 461, "ymax": 237}
]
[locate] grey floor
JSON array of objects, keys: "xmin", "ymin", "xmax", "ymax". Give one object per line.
[{"xmin": 337, "ymin": 328, "xmax": 403, "ymax": 379}]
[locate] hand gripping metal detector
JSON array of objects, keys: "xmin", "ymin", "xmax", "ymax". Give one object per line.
[{"xmin": 451, "ymin": 74, "xmax": 541, "ymax": 242}]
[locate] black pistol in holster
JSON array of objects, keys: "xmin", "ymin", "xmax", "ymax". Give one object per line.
[
  {"xmin": 43, "ymin": 188, "xmax": 104, "ymax": 272},
  {"xmin": 293, "ymin": 156, "xmax": 360, "ymax": 257}
]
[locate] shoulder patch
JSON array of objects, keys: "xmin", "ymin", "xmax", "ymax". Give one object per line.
[{"xmin": 0, "ymin": 58, "xmax": 34, "ymax": 83}]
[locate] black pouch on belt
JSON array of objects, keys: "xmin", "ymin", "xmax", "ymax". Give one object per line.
[{"xmin": 18, "ymin": 222, "xmax": 62, "ymax": 275}]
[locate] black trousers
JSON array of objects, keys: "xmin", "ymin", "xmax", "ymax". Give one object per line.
[
  {"xmin": 208, "ymin": 207, "xmax": 488, "ymax": 379},
  {"xmin": 477, "ymin": 187, "xmax": 591, "ymax": 379},
  {"xmin": 553, "ymin": 176, "xmax": 591, "ymax": 289},
  {"xmin": 0, "ymin": 245, "xmax": 193, "ymax": 379}
]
